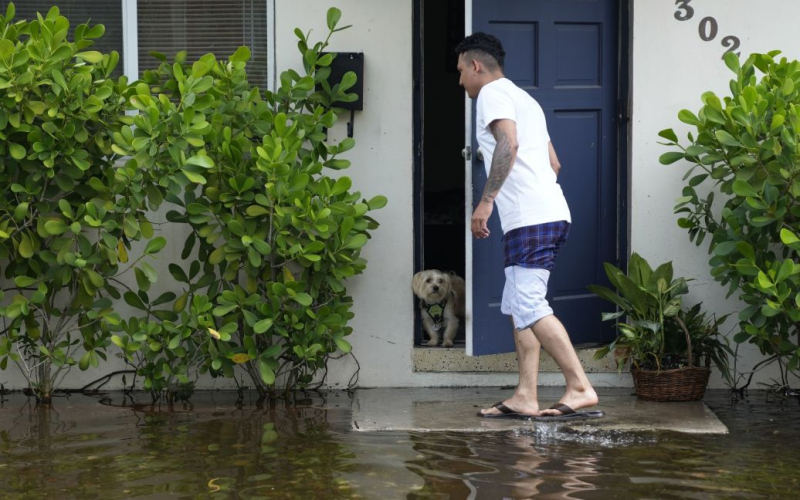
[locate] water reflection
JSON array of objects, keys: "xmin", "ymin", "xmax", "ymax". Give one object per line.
[
  {"xmin": 405, "ymin": 430, "xmax": 605, "ymax": 499},
  {"xmin": 0, "ymin": 392, "xmax": 361, "ymax": 499},
  {"xmin": 0, "ymin": 391, "xmax": 798, "ymax": 498}
]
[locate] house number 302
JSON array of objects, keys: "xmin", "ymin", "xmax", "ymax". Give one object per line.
[{"xmin": 674, "ymin": 0, "xmax": 741, "ymax": 59}]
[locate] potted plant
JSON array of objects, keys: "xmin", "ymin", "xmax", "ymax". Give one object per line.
[
  {"xmin": 664, "ymin": 303, "xmax": 735, "ymax": 387},
  {"xmin": 589, "ymin": 253, "xmax": 730, "ymax": 401}
]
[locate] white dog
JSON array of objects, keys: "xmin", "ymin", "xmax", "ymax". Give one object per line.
[{"xmin": 412, "ymin": 270, "xmax": 465, "ymax": 347}]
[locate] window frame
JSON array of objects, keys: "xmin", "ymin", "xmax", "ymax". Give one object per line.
[{"xmin": 120, "ymin": 0, "xmax": 274, "ymax": 91}]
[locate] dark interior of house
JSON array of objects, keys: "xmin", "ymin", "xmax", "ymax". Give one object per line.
[{"xmin": 418, "ymin": 0, "xmax": 466, "ymax": 346}]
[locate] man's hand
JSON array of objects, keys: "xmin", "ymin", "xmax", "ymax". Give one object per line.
[{"xmin": 471, "ymin": 201, "xmax": 493, "ymax": 239}]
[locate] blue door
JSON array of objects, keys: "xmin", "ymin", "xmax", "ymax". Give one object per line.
[{"xmin": 470, "ymin": 0, "xmax": 620, "ymax": 355}]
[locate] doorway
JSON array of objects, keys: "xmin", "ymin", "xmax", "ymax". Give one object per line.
[
  {"xmin": 414, "ymin": 0, "xmax": 466, "ymax": 347},
  {"xmin": 413, "ymin": 0, "xmax": 628, "ymax": 353}
]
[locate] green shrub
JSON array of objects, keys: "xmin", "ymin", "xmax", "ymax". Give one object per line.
[
  {"xmin": 0, "ymin": 4, "xmax": 165, "ymax": 403},
  {"xmin": 660, "ymin": 51, "xmax": 800, "ymax": 378},
  {"xmin": 111, "ymin": 8, "xmax": 385, "ymax": 399}
]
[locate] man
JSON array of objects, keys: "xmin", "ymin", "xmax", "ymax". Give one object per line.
[{"xmin": 456, "ymin": 33, "xmax": 602, "ymax": 421}]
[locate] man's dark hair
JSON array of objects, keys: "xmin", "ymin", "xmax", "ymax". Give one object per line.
[{"xmin": 454, "ymin": 32, "xmax": 505, "ymax": 70}]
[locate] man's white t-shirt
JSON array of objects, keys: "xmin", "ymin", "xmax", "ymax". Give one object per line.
[{"xmin": 476, "ymin": 78, "xmax": 571, "ymax": 234}]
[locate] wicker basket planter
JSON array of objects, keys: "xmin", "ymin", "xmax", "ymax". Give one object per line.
[{"xmin": 631, "ymin": 366, "xmax": 711, "ymax": 402}]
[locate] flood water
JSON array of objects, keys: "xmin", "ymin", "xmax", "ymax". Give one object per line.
[{"xmin": 0, "ymin": 389, "xmax": 798, "ymax": 499}]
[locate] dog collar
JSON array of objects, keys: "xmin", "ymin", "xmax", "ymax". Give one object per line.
[{"xmin": 424, "ymin": 299, "xmax": 447, "ymax": 331}]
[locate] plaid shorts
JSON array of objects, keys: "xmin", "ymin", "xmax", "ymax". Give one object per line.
[{"xmin": 503, "ymin": 221, "xmax": 570, "ymax": 271}]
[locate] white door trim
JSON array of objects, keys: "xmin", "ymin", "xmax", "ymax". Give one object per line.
[
  {"xmin": 266, "ymin": 0, "xmax": 277, "ymax": 93},
  {"xmin": 464, "ymin": 0, "xmax": 474, "ymax": 356},
  {"xmin": 121, "ymin": 0, "xmax": 138, "ymax": 81}
]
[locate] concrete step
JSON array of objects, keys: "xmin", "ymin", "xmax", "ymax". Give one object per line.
[{"xmin": 351, "ymin": 387, "xmax": 728, "ymax": 434}]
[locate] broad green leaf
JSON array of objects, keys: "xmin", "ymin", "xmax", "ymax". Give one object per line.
[
  {"xmin": 344, "ymin": 234, "xmax": 368, "ymax": 249},
  {"xmin": 658, "ymin": 128, "xmax": 678, "ymax": 142},
  {"xmin": 145, "ymin": 236, "xmax": 167, "ymax": 254},
  {"xmin": 723, "ymin": 51, "xmax": 740, "ymax": 73},
  {"xmin": 334, "ymin": 337, "xmax": 352, "ymax": 353},
  {"xmin": 678, "ymin": 109, "xmax": 701, "ymax": 125},
  {"xmin": 659, "ymin": 152, "xmax": 684, "ymax": 165},
  {"xmin": 715, "ymin": 130, "xmax": 740, "ymax": 147},
  {"xmin": 293, "ymin": 293, "xmax": 313, "ymax": 306},
  {"xmin": 44, "ymin": 220, "xmax": 69, "ymax": 236},
  {"xmin": 182, "ymin": 169, "xmax": 207, "ymax": 184},
  {"xmin": 783, "ymin": 228, "xmax": 800, "ymax": 248},
  {"xmin": 254, "ymin": 318, "xmax": 273, "ymax": 334},
  {"xmin": 76, "ymin": 51, "xmax": 103, "ymax": 63},
  {"xmin": 14, "ymin": 276, "xmax": 37, "ymax": 288},
  {"xmin": 9, "ymin": 143, "xmax": 26, "ymax": 160},
  {"xmin": 230, "ymin": 46, "xmax": 251, "ymax": 63},
  {"xmin": 367, "ymin": 195, "xmax": 388, "ymax": 210},
  {"xmin": 18, "ymin": 234, "xmax": 34, "ymax": 258},
  {"xmin": 259, "ymin": 360, "xmax": 275, "ymax": 385},
  {"xmin": 13, "ymin": 202, "xmax": 29, "ymax": 222},
  {"xmin": 776, "ymin": 259, "xmax": 794, "ymax": 283},
  {"xmin": 173, "ymin": 292, "xmax": 189, "ymax": 312},
  {"xmin": 246, "ymin": 205, "xmax": 270, "ymax": 217},
  {"xmin": 330, "ymin": 176, "xmax": 352, "ymax": 196},
  {"xmin": 326, "ymin": 7, "xmax": 342, "ymax": 30},
  {"xmin": 124, "ymin": 291, "xmax": 147, "ymax": 311},
  {"xmin": 713, "ymin": 241, "xmax": 738, "ymax": 256},
  {"xmin": 186, "ymin": 154, "xmax": 215, "ymax": 169},
  {"xmin": 587, "ymin": 284, "xmax": 629, "ymax": 311},
  {"xmin": 79, "ymin": 352, "xmax": 91, "ymax": 370},
  {"xmin": 782, "ymin": 78, "xmax": 795, "ymax": 96},
  {"xmin": 732, "ymin": 180, "xmax": 759, "ymax": 198},
  {"xmin": 208, "ymin": 246, "xmax": 225, "ymax": 265},
  {"xmin": 339, "ymin": 71, "xmax": 357, "ymax": 91}
]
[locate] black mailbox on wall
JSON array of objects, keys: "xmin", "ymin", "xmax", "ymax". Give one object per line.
[{"xmin": 321, "ymin": 52, "xmax": 364, "ymax": 111}]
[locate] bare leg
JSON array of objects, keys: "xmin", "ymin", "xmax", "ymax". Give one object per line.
[
  {"xmin": 480, "ymin": 320, "xmax": 541, "ymax": 416},
  {"xmin": 531, "ymin": 315, "xmax": 598, "ymax": 415}
]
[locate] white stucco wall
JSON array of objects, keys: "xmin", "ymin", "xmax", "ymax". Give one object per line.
[
  {"xmin": 6, "ymin": 1, "xmax": 800, "ymax": 394},
  {"xmin": 272, "ymin": 1, "xmax": 634, "ymax": 390},
  {"xmin": 632, "ymin": 0, "xmax": 800, "ymax": 388},
  {"xmin": 273, "ymin": 0, "xmax": 526, "ymax": 389},
  {"xmin": 272, "ymin": 0, "xmax": 417, "ymax": 388}
]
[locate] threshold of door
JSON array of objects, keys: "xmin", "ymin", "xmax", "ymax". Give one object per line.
[{"xmin": 413, "ymin": 346, "xmax": 619, "ymax": 373}]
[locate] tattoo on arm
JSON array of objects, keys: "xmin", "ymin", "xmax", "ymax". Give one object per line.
[{"xmin": 482, "ymin": 125, "xmax": 515, "ymax": 203}]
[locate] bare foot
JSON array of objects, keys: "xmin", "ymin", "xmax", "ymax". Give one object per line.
[
  {"xmin": 537, "ymin": 388, "xmax": 599, "ymax": 416},
  {"xmin": 479, "ymin": 396, "xmax": 539, "ymax": 417}
]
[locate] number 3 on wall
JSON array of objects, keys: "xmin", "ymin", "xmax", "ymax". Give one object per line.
[
  {"xmin": 674, "ymin": 0, "xmax": 694, "ymax": 21},
  {"xmin": 674, "ymin": 0, "xmax": 741, "ymax": 58}
]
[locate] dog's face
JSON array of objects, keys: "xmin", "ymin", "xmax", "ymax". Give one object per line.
[{"xmin": 412, "ymin": 270, "xmax": 452, "ymax": 304}]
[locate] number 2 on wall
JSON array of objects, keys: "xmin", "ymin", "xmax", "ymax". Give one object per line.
[{"xmin": 674, "ymin": 0, "xmax": 741, "ymax": 58}]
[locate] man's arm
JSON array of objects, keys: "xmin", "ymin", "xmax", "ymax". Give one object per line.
[
  {"xmin": 471, "ymin": 118, "xmax": 518, "ymax": 239},
  {"xmin": 548, "ymin": 141, "xmax": 561, "ymax": 177},
  {"xmin": 481, "ymin": 119, "xmax": 519, "ymax": 203}
]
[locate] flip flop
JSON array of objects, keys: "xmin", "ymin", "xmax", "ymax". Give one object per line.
[
  {"xmin": 476, "ymin": 401, "xmax": 535, "ymax": 420},
  {"xmin": 533, "ymin": 403, "xmax": 605, "ymax": 422}
]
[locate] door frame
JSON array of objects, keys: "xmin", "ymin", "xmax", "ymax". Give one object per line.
[
  {"xmin": 413, "ymin": 0, "xmax": 423, "ymax": 344},
  {"xmin": 464, "ymin": 0, "xmax": 475, "ymax": 354},
  {"xmin": 464, "ymin": 0, "xmax": 632, "ymax": 355}
]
